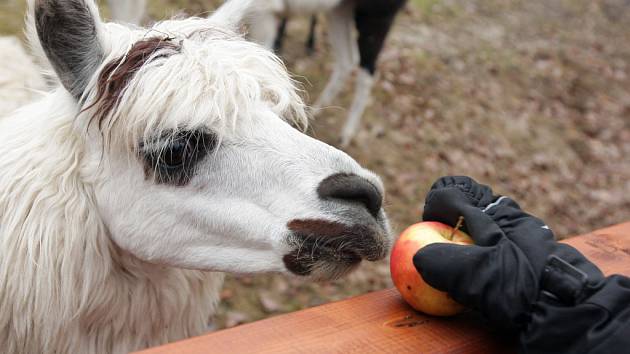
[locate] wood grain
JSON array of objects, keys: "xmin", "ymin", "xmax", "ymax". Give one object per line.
[{"xmin": 136, "ymin": 222, "xmax": 630, "ymax": 354}]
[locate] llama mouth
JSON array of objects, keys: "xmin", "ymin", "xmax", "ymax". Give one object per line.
[{"xmin": 282, "ymin": 219, "xmax": 389, "ymax": 279}]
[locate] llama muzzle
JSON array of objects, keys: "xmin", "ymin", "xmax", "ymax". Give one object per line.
[{"xmin": 282, "ymin": 219, "xmax": 389, "ymax": 278}]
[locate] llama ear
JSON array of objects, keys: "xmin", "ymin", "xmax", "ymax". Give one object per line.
[
  {"xmin": 207, "ymin": 0, "xmax": 258, "ymax": 32},
  {"xmin": 33, "ymin": 0, "xmax": 105, "ymax": 100}
]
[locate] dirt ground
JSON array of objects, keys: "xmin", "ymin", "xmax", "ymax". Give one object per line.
[{"xmin": 1, "ymin": 0, "xmax": 629, "ymax": 329}]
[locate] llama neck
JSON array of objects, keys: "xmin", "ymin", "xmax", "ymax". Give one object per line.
[
  {"xmin": 0, "ymin": 92, "xmax": 224, "ymax": 353},
  {"xmin": 92, "ymin": 250, "xmax": 225, "ymax": 353}
]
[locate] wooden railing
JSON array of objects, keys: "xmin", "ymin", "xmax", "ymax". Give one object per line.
[{"xmin": 137, "ymin": 222, "xmax": 630, "ymax": 354}]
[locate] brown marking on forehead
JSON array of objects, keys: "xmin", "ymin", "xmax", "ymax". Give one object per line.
[{"xmin": 89, "ymin": 37, "xmax": 181, "ymax": 128}]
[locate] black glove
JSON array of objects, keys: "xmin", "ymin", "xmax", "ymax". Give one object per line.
[{"xmin": 413, "ymin": 176, "xmax": 630, "ymax": 354}]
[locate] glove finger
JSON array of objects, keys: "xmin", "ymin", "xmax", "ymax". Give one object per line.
[
  {"xmin": 413, "ymin": 242, "xmax": 497, "ymax": 309},
  {"xmin": 414, "ymin": 241, "xmax": 539, "ymax": 329},
  {"xmin": 423, "ymin": 177, "xmax": 505, "ymax": 246}
]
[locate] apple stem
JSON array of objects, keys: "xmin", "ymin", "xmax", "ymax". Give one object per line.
[{"xmin": 448, "ymin": 216, "xmax": 465, "ymax": 240}]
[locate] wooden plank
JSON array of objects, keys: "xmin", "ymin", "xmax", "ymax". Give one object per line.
[
  {"xmin": 561, "ymin": 222, "xmax": 630, "ymax": 276},
  {"xmin": 137, "ymin": 222, "xmax": 630, "ymax": 354}
]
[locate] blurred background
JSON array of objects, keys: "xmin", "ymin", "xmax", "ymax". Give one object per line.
[{"xmin": 1, "ymin": 0, "xmax": 629, "ymax": 329}]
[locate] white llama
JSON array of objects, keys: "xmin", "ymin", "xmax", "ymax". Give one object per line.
[{"xmin": 0, "ymin": 0, "xmax": 392, "ymax": 353}]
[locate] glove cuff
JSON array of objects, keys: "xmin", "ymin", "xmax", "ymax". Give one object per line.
[{"xmin": 539, "ymin": 255, "xmax": 590, "ymax": 305}]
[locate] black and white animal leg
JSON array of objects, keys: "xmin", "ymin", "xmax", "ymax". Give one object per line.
[
  {"xmin": 274, "ymin": 15, "xmax": 318, "ymax": 55},
  {"xmin": 339, "ymin": 6, "xmax": 403, "ymax": 146},
  {"xmin": 340, "ymin": 68, "xmax": 374, "ymax": 147},
  {"xmin": 305, "ymin": 15, "xmax": 317, "ymax": 55},
  {"xmin": 273, "ymin": 17, "xmax": 288, "ymax": 53},
  {"xmin": 313, "ymin": 2, "xmax": 357, "ymax": 113}
]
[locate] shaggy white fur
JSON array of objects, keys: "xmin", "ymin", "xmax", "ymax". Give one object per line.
[
  {"xmin": 0, "ymin": 0, "xmax": 391, "ymax": 353},
  {"xmin": 0, "ymin": 39, "xmax": 225, "ymax": 354}
]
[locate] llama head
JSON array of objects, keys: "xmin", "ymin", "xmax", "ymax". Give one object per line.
[{"xmin": 30, "ymin": 0, "xmax": 391, "ymax": 280}]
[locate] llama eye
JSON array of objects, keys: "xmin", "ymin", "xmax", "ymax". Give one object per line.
[
  {"xmin": 161, "ymin": 139, "xmax": 188, "ymax": 168},
  {"xmin": 142, "ymin": 129, "xmax": 217, "ymax": 186}
]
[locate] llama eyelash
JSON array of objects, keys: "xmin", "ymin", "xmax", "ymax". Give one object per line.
[{"xmin": 140, "ymin": 129, "xmax": 217, "ymax": 186}]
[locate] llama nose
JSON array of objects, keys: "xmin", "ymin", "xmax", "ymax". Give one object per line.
[{"xmin": 317, "ymin": 173, "xmax": 383, "ymax": 218}]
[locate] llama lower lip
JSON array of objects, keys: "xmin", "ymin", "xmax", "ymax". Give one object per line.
[
  {"xmin": 332, "ymin": 249, "xmax": 362, "ymax": 263},
  {"xmin": 312, "ymin": 246, "xmax": 363, "ymax": 265},
  {"xmin": 283, "ymin": 218, "xmax": 388, "ymax": 277},
  {"xmin": 282, "ymin": 246, "xmax": 363, "ymax": 277}
]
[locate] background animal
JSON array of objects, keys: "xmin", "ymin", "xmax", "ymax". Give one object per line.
[
  {"xmin": 244, "ymin": 0, "xmax": 408, "ymax": 146},
  {"xmin": 0, "ymin": 0, "xmax": 391, "ymax": 352}
]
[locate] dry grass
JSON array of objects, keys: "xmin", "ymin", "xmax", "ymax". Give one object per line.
[{"xmin": 1, "ymin": 0, "xmax": 628, "ymax": 329}]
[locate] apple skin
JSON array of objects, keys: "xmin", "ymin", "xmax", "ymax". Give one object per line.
[{"xmin": 390, "ymin": 221, "xmax": 474, "ymax": 316}]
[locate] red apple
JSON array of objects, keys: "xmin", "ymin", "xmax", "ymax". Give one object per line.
[{"xmin": 390, "ymin": 221, "xmax": 474, "ymax": 316}]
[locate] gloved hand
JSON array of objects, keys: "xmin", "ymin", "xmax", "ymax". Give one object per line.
[{"xmin": 413, "ymin": 176, "xmax": 630, "ymax": 353}]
